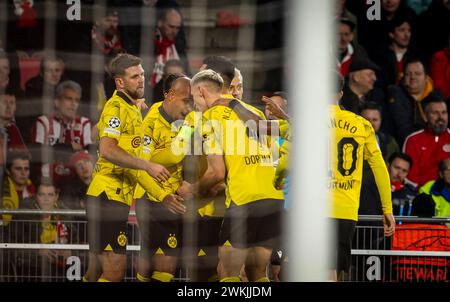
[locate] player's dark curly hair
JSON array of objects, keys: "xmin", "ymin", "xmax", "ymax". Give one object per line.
[{"xmin": 163, "ymin": 74, "xmax": 183, "ymax": 96}]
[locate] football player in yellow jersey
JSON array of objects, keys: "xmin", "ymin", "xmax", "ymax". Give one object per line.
[
  {"xmin": 230, "ymin": 67, "xmax": 243, "ymax": 100},
  {"xmin": 178, "ymin": 69, "xmax": 284, "ymax": 282},
  {"xmin": 329, "ymin": 72, "xmax": 395, "ymax": 281},
  {"xmin": 221, "ymin": 89, "xmax": 291, "ymax": 281},
  {"xmin": 134, "ymin": 75, "xmax": 192, "ymax": 282},
  {"xmin": 261, "ymin": 91, "xmax": 289, "ymax": 282},
  {"xmin": 193, "ymin": 57, "xmax": 285, "ymax": 281},
  {"xmin": 182, "ymin": 56, "xmax": 241, "ymax": 281},
  {"xmin": 85, "ymin": 54, "xmax": 181, "ymax": 282},
  {"xmin": 259, "ymin": 93, "xmax": 291, "ymax": 189}
]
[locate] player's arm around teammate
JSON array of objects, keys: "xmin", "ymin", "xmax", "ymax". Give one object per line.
[
  {"xmin": 100, "ymin": 137, "xmax": 170, "ymax": 182},
  {"xmin": 85, "ymin": 54, "xmax": 171, "ymax": 282}
]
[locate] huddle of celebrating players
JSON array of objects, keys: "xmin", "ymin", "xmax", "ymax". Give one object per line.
[{"xmin": 83, "ymin": 53, "xmax": 290, "ymax": 282}]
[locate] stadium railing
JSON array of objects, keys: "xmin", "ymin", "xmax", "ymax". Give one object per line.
[
  {"xmin": 0, "ymin": 209, "xmax": 189, "ymax": 282},
  {"xmin": 2, "ymin": 210, "xmax": 450, "ymax": 282},
  {"xmin": 351, "ymin": 215, "xmax": 450, "ymax": 282}
]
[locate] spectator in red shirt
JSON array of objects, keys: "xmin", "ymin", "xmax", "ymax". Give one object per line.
[
  {"xmin": 337, "ymin": 18, "xmax": 369, "ymax": 78},
  {"xmin": 429, "ymin": 31, "xmax": 450, "ymax": 100},
  {"xmin": 91, "ymin": 9, "xmax": 123, "ymax": 56},
  {"xmin": 374, "ymin": 14, "xmax": 417, "ymax": 88},
  {"xmin": 0, "ymin": 89, "xmax": 28, "ymax": 153},
  {"xmin": 151, "ymin": 8, "xmax": 188, "ymax": 88},
  {"xmin": 30, "ymin": 80, "xmax": 92, "ymax": 187},
  {"xmin": 31, "ymin": 80, "xmax": 92, "ymax": 151},
  {"xmin": 384, "ymin": 58, "xmax": 444, "ymax": 145},
  {"xmin": 403, "ymin": 97, "xmax": 450, "ymax": 188}
]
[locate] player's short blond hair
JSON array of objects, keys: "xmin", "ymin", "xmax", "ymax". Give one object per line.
[{"xmin": 191, "ymin": 69, "xmax": 224, "ymax": 93}]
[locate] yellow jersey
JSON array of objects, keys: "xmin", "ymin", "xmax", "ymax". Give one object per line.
[
  {"xmin": 2, "ymin": 176, "xmax": 19, "ymax": 226},
  {"xmin": 135, "ymin": 102, "xmax": 186, "ymax": 201},
  {"xmin": 202, "ymin": 105, "xmax": 284, "ymax": 207},
  {"xmin": 328, "ymin": 105, "xmax": 392, "ymax": 221},
  {"xmin": 274, "ymin": 138, "xmax": 290, "ymax": 188},
  {"xmin": 221, "ymin": 93, "xmax": 266, "ymax": 119},
  {"xmin": 87, "ymin": 91, "xmax": 163, "ymax": 206},
  {"xmin": 279, "ymin": 119, "xmax": 290, "ymax": 141},
  {"xmin": 135, "ymin": 103, "xmax": 225, "ymax": 216}
]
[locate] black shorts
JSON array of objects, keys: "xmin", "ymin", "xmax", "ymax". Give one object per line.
[
  {"xmin": 270, "ymin": 248, "xmax": 286, "ymax": 266},
  {"xmin": 219, "ymin": 199, "xmax": 283, "ymax": 249},
  {"xmin": 330, "ymin": 218, "xmax": 357, "ymax": 275},
  {"xmin": 86, "ymin": 193, "xmax": 130, "ymax": 254},
  {"xmin": 137, "ymin": 200, "xmax": 183, "ymax": 257},
  {"xmin": 197, "ymin": 215, "xmax": 223, "ymax": 258},
  {"xmin": 270, "ymin": 209, "xmax": 288, "ymax": 265}
]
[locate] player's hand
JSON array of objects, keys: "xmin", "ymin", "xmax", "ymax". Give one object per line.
[
  {"xmin": 383, "ymin": 213, "xmax": 395, "ymax": 237},
  {"xmin": 276, "ymin": 183, "xmax": 286, "ymax": 190},
  {"xmin": 136, "ymin": 99, "xmax": 148, "ymax": 110},
  {"xmin": 261, "ymin": 96, "xmax": 289, "ymax": 120},
  {"xmin": 162, "ymin": 194, "xmax": 186, "ymax": 215},
  {"xmin": 208, "ymin": 182, "xmax": 226, "ymax": 197},
  {"xmin": 177, "ymin": 181, "xmax": 195, "ymax": 200},
  {"xmin": 144, "ymin": 161, "xmax": 170, "ymax": 182}
]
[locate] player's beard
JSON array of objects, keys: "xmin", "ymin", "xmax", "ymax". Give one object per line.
[{"xmin": 125, "ymin": 86, "xmax": 144, "ymax": 100}]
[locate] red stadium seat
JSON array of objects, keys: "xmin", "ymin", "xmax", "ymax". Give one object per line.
[{"xmin": 18, "ymin": 58, "xmax": 41, "ymax": 90}]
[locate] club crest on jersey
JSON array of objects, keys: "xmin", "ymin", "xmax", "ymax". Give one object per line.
[
  {"xmin": 108, "ymin": 117, "xmax": 121, "ymax": 128},
  {"xmin": 143, "ymin": 135, "xmax": 151, "ymax": 146},
  {"xmin": 131, "ymin": 136, "xmax": 141, "ymax": 148},
  {"xmin": 117, "ymin": 232, "xmax": 127, "ymax": 247},
  {"xmin": 167, "ymin": 234, "xmax": 177, "ymax": 248}
]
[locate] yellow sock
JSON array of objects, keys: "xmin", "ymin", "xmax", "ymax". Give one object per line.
[
  {"xmin": 207, "ymin": 274, "xmax": 220, "ymax": 282},
  {"xmin": 255, "ymin": 277, "xmax": 270, "ymax": 282},
  {"xmin": 151, "ymin": 271, "xmax": 174, "ymax": 282},
  {"xmin": 97, "ymin": 277, "xmax": 111, "ymax": 282},
  {"xmin": 220, "ymin": 276, "xmax": 241, "ymax": 282},
  {"xmin": 82, "ymin": 276, "xmax": 88, "ymax": 282},
  {"xmin": 136, "ymin": 272, "xmax": 150, "ymax": 282}
]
